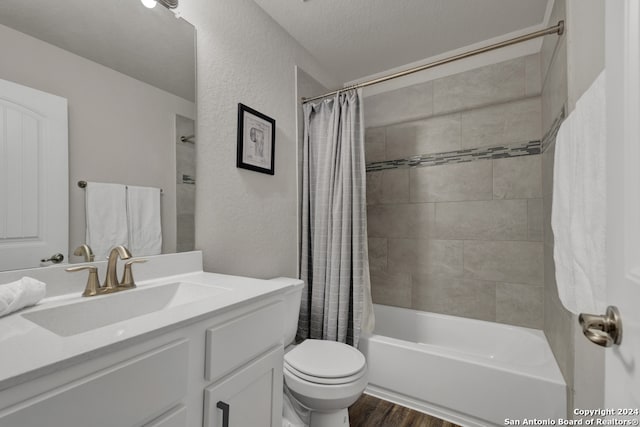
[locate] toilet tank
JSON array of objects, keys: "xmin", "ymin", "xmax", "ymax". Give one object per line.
[{"xmin": 269, "ymin": 277, "xmax": 304, "ymax": 346}]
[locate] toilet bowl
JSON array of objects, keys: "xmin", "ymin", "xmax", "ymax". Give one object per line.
[
  {"xmin": 284, "ymin": 340, "xmax": 368, "ymax": 427},
  {"xmin": 270, "ymin": 278, "xmax": 369, "ymax": 427}
]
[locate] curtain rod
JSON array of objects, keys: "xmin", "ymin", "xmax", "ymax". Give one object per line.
[{"xmin": 302, "ymin": 21, "xmax": 565, "ymax": 104}]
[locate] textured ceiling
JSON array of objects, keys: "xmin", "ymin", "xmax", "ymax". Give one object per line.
[
  {"xmin": 0, "ymin": 0, "xmax": 195, "ymax": 101},
  {"xmin": 253, "ymin": 0, "xmax": 549, "ymax": 82}
]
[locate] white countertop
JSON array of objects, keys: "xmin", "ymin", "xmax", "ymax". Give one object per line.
[{"xmin": 0, "ymin": 252, "xmax": 296, "ymax": 391}]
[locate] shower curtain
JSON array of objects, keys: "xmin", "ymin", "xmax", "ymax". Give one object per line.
[{"xmin": 298, "ymin": 89, "xmax": 374, "ymax": 347}]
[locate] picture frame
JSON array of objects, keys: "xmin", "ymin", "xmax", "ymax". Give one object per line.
[{"xmin": 236, "ymin": 103, "xmax": 275, "ymax": 175}]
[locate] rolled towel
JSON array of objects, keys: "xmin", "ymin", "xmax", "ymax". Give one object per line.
[{"xmin": 0, "ymin": 277, "xmax": 46, "ymax": 318}]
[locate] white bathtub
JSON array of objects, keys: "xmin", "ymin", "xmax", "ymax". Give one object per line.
[{"xmin": 359, "ymin": 304, "xmax": 567, "ymax": 427}]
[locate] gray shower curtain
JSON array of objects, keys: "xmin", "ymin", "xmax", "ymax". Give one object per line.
[{"xmin": 298, "ymin": 90, "xmax": 373, "ymax": 347}]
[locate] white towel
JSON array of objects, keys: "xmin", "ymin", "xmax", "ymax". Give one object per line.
[
  {"xmin": 126, "ymin": 185, "xmax": 162, "ymax": 257},
  {"xmin": 552, "ymin": 70, "xmax": 607, "ymax": 315},
  {"xmin": 85, "ymin": 182, "xmax": 128, "ymax": 261},
  {"xmin": 0, "ymin": 277, "xmax": 46, "ymax": 317}
]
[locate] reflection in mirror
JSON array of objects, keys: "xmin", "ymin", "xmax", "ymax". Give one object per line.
[
  {"xmin": 176, "ymin": 115, "xmax": 196, "ymax": 252},
  {"xmin": 0, "ymin": 0, "xmax": 196, "ymax": 271}
]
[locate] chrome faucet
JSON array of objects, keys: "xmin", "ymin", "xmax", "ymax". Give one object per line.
[{"xmin": 103, "ymin": 245, "xmax": 132, "ymax": 292}]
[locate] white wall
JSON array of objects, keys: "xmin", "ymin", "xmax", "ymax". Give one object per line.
[
  {"xmin": 177, "ymin": 0, "xmax": 337, "ymax": 279},
  {"xmin": 566, "ymin": 0, "xmax": 605, "ymax": 112},
  {"xmin": 0, "ymin": 23, "xmax": 195, "ymax": 260}
]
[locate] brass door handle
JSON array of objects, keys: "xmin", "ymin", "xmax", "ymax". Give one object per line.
[{"xmin": 578, "ymin": 306, "xmax": 622, "ymax": 347}]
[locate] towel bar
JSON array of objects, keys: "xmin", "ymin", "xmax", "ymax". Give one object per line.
[{"xmin": 77, "ymin": 180, "xmax": 163, "ymax": 194}]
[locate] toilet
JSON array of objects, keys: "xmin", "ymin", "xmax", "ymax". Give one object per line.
[{"xmin": 271, "ymin": 278, "xmax": 368, "ymax": 427}]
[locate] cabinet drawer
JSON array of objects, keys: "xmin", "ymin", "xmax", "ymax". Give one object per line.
[
  {"xmin": 205, "ymin": 301, "xmax": 283, "ymax": 382},
  {"xmin": 144, "ymin": 404, "xmax": 187, "ymax": 427},
  {"xmin": 0, "ymin": 339, "xmax": 188, "ymax": 427}
]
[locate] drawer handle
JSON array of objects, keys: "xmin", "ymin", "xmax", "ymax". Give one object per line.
[{"xmin": 217, "ymin": 401, "xmax": 230, "ymax": 427}]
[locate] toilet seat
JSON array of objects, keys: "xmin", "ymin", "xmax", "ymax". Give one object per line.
[
  {"xmin": 284, "ymin": 361, "xmax": 366, "ymax": 385},
  {"xmin": 283, "ymin": 362, "xmax": 369, "ymax": 414},
  {"xmin": 284, "ymin": 339, "xmax": 366, "ymax": 381}
]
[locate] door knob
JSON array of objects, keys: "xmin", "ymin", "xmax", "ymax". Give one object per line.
[
  {"xmin": 41, "ymin": 253, "xmax": 64, "ymax": 264},
  {"xmin": 578, "ymin": 306, "xmax": 622, "ymax": 347}
]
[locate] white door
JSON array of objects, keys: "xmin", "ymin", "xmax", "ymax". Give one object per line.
[
  {"xmin": 0, "ymin": 78, "xmax": 68, "ymax": 270},
  {"xmin": 605, "ymin": 1, "xmax": 640, "ymax": 408}
]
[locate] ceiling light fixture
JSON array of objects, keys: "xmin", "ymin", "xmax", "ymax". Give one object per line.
[{"xmin": 140, "ymin": 0, "xmax": 157, "ymax": 8}]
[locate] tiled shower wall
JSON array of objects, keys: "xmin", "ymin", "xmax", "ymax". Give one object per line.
[
  {"xmin": 540, "ymin": 0, "xmax": 573, "ymax": 404},
  {"xmin": 365, "ymin": 53, "xmax": 545, "ymax": 329}
]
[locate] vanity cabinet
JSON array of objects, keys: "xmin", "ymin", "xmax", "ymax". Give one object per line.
[
  {"xmin": 0, "ymin": 339, "xmax": 189, "ymax": 427},
  {"xmin": 0, "ymin": 297, "xmax": 286, "ymax": 427},
  {"xmin": 204, "ymin": 301, "xmax": 282, "ymax": 383},
  {"xmin": 203, "ymin": 346, "xmax": 283, "ymax": 427},
  {"xmin": 202, "ymin": 301, "xmax": 284, "ymax": 427},
  {"xmin": 144, "ymin": 405, "xmax": 188, "ymax": 427}
]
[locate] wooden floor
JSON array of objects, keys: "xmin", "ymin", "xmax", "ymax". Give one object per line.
[{"xmin": 348, "ymin": 394, "xmax": 461, "ymax": 427}]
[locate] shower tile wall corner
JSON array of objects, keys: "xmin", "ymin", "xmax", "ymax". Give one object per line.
[
  {"xmin": 540, "ymin": 0, "xmax": 574, "ymax": 401},
  {"xmin": 365, "ymin": 53, "xmax": 544, "ymax": 329}
]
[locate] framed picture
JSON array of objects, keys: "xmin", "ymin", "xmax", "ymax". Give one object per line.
[{"xmin": 237, "ymin": 103, "xmax": 275, "ymax": 175}]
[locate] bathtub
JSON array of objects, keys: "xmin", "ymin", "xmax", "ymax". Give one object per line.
[{"xmin": 358, "ymin": 304, "xmax": 567, "ymax": 427}]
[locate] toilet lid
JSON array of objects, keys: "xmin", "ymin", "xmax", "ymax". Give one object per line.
[
  {"xmin": 284, "ymin": 362, "xmax": 366, "ymax": 385},
  {"xmin": 284, "ymin": 339, "xmax": 366, "ymax": 379}
]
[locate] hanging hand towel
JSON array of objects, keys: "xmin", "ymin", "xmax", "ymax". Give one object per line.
[
  {"xmin": 552, "ymin": 70, "xmax": 607, "ymax": 315},
  {"xmin": 85, "ymin": 182, "xmax": 128, "ymax": 261},
  {"xmin": 126, "ymin": 185, "xmax": 162, "ymax": 257},
  {"xmin": 0, "ymin": 277, "xmax": 46, "ymax": 317}
]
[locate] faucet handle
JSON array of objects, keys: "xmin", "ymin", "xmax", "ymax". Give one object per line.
[
  {"xmin": 120, "ymin": 259, "xmax": 148, "ymax": 288},
  {"xmin": 66, "ymin": 265, "xmax": 101, "ymax": 297},
  {"xmin": 73, "ymin": 244, "xmax": 95, "ymax": 262}
]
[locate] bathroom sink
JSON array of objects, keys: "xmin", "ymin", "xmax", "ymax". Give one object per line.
[{"xmin": 22, "ymin": 282, "xmax": 227, "ymax": 337}]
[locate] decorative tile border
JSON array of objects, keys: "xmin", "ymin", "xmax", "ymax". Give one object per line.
[
  {"xmin": 365, "ymin": 109, "xmax": 566, "ymax": 172},
  {"xmin": 366, "ymin": 140, "xmax": 541, "ymax": 172},
  {"xmin": 541, "ymin": 107, "xmax": 566, "ymax": 153}
]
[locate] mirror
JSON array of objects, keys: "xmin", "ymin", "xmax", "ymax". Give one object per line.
[{"xmin": 0, "ymin": 0, "xmax": 196, "ymax": 271}]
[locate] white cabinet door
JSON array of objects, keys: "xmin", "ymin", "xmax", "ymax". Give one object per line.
[
  {"xmin": 204, "ymin": 346, "xmax": 283, "ymax": 427},
  {"xmin": 0, "ymin": 78, "xmax": 68, "ymax": 270}
]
